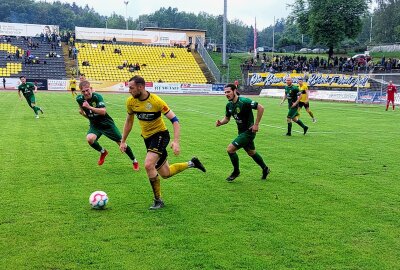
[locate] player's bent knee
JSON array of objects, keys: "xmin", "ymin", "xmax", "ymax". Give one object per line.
[
  {"xmin": 144, "ymin": 160, "xmax": 156, "ymax": 172},
  {"xmin": 86, "ymin": 134, "xmax": 97, "ymax": 144},
  {"xmin": 226, "ymin": 145, "xmax": 237, "ymax": 154},
  {"xmin": 246, "ymin": 150, "xmax": 256, "ymax": 156}
]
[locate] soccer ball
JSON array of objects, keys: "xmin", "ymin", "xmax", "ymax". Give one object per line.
[{"xmin": 89, "ymin": 191, "xmax": 108, "ymax": 209}]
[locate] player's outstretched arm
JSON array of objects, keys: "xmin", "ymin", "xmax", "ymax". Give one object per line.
[
  {"xmin": 216, "ymin": 116, "xmax": 230, "ymax": 127},
  {"xmin": 120, "ymin": 114, "xmax": 134, "ymax": 152},
  {"xmin": 292, "ymin": 94, "xmax": 302, "ymax": 108},
  {"xmin": 280, "ymin": 94, "xmax": 287, "ymax": 105},
  {"xmin": 165, "ymin": 110, "xmax": 180, "ymax": 156},
  {"xmin": 252, "ymin": 104, "xmax": 264, "ymax": 133}
]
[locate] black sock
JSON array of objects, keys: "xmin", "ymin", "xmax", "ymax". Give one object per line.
[
  {"xmin": 251, "ymin": 152, "xmax": 267, "ymax": 169},
  {"xmin": 296, "ymin": 119, "xmax": 306, "ymax": 129},
  {"xmin": 125, "ymin": 145, "xmax": 136, "ymax": 161},
  {"xmin": 90, "ymin": 141, "xmax": 103, "ymax": 152},
  {"xmin": 288, "ymin": 122, "xmax": 292, "ymax": 134},
  {"xmin": 228, "ymin": 152, "xmax": 240, "ymax": 173}
]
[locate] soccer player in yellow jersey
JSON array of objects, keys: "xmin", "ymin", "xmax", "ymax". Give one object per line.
[
  {"xmin": 120, "ymin": 75, "xmax": 206, "ymax": 210},
  {"xmin": 298, "ymin": 78, "xmax": 316, "ymax": 123},
  {"xmin": 69, "ymin": 77, "xmax": 77, "ymax": 96}
]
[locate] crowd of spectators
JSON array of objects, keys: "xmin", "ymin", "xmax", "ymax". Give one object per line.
[{"xmin": 242, "ymin": 52, "xmax": 400, "ymax": 74}]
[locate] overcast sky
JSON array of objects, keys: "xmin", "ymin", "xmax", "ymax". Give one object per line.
[{"xmin": 43, "ymin": 0, "xmax": 294, "ymax": 30}]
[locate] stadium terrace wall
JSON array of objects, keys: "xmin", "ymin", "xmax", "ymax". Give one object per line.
[
  {"xmin": 260, "ymin": 89, "xmax": 400, "ymax": 104},
  {"xmin": 44, "ymin": 80, "xmax": 224, "ymax": 95},
  {"xmin": 248, "ymin": 72, "xmax": 370, "ymax": 88}
]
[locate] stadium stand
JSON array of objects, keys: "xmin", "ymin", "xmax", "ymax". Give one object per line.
[
  {"xmin": 76, "ymin": 42, "xmax": 207, "ymax": 83},
  {"xmin": 0, "ymin": 37, "xmax": 66, "ymax": 79}
]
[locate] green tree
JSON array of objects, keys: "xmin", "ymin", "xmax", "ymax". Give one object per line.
[
  {"xmin": 371, "ymin": 0, "xmax": 400, "ymax": 43},
  {"xmin": 292, "ymin": 0, "xmax": 369, "ymax": 57}
]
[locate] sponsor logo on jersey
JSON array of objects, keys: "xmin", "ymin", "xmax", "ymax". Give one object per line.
[{"xmin": 145, "ymin": 102, "xmax": 153, "ymax": 110}]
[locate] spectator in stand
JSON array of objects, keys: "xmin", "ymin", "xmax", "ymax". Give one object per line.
[
  {"xmin": 161, "ymin": 52, "xmax": 166, "ymax": 58},
  {"xmin": 234, "ymin": 79, "xmax": 239, "ymax": 89},
  {"xmin": 170, "ymin": 52, "xmax": 175, "ymax": 58},
  {"xmin": 386, "ymin": 81, "xmax": 397, "ymax": 111}
]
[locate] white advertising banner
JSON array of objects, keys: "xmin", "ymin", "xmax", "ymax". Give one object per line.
[
  {"xmin": 2, "ymin": 77, "xmax": 20, "ymax": 90},
  {"xmin": 75, "ymin": 27, "xmax": 187, "ymax": 45},
  {"xmin": 0, "ymin": 22, "xmax": 59, "ymax": 37},
  {"xmin": 260, "ymin": 89, "xmax": 357, "ymax": 102},
  {"xmin": 48, "ymin": 80, "xmax": 68, "ymax": 91},
  {"xmin": 151, "ymin": 83, "xmax": 182, "ymax": 93},
  {"xmin": 180, "ymin": 83, "xmax": 213, "ymax": 93}
]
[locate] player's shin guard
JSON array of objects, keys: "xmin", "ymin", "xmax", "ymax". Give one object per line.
[
  {"xmin": 228, "ymin": 152, "xmax": 240, "ymax": 173},
  {"xmin": 125, "ymin": 145, "xmax": 136, "ymax": 161},
  {"xmin": 149, "ymin": 175, "xmax": 161, "ymax": 200},
  {"xmin": 90, "ymin": 141, "xmax": 103, "ymax": 152},
  {"xmin": 168, "ymin": 163, "xmax": 189, "ymax": 177},
  {"xmin": 251, "ymin": 152, "xmax": 267, "ymax": 169}
]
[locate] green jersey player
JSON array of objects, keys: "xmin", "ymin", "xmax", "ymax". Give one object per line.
[
  {"xmin": 18, "ymin": 76, "xmax": 43, "ymax": 119},
  {"xmin": 216, "ymin": 83, "xmax": 270, "ymax": 181},
  {"xmin": 280, "ymin": 77, "xmax": 309, "ymax": 136},
  {"xmin": 77, "ymin": 80, "xmax": 139, "ymax": 170}
]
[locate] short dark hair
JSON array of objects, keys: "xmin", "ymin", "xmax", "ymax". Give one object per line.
[
  {"xmin": 20, "ymin": 76, "xmax": 26, "ymax": 79},
  {"xmin": 224, "ymin": 83, "xmax": 237, "ymax": 91},
  {"xmin": 79, "ymin": 80, "xmax": 90, "ymax": 90},
  {"xmin": 129, "ymin": 75, "xmax": 145, "ymax": 86}
]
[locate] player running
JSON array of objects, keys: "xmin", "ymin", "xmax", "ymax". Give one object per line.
[
  {"xmin": 69, "ymin": 77, "xmax": 77, "ymax": 96},
  {"xmin": 120, "ymin": 75, "xmax": 206, "ymax": 210},
  {"xmin": 280, "ymin": 77, "xmax": 309, "ymax": 136},
  {"xmin": 216, "ymin": 83, "xmax": 270, "ymax": 182},
  {"xmin": 298, "ymin": 78, "xmax": 316, "ymax": 123},
  {"xmin": 76, "ymin": 80, "xmax": 139, "ymax": 170},
  {"xmin": 18, "ymin": 75, "xmax": 43, "ymax": 119}
]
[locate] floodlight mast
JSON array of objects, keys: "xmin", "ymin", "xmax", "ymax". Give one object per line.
[
  {"xmin": 222, "ymin": 0, "xmax": 227, "ymax": 66},
  {"xmin": 124, "ymin": 1, "xmax": 129, "ymax": 30}
]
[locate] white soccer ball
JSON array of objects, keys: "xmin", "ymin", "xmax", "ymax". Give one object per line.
[{"xmin": 89, "ymin": 191, "xmax": 108, "ymax": 209}]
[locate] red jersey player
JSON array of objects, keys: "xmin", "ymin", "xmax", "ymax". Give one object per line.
[{"xmin": 386, "ymin": 81, "xmax": 397, "ymax": 111}]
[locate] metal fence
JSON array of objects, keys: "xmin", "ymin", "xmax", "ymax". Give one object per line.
[{"xmin": 195, "ymin": 37, "xmax": 221, "ymax": 82}]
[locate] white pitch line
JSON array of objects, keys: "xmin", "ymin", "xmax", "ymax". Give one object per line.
[{"xmin": 106, "ymin": 101, "xmax": 398, "ymax": 135}]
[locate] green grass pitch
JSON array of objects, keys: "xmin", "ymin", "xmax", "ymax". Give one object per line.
[{"xmin": 0, "ymin": 91, "xmax": 399, "ymax": 269}]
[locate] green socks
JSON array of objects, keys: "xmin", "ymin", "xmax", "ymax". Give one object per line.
[
  {"xmin": 228, "ymin": 152, "xmax": 240, "ymax": 173},
  {"xmin": 90, "ymin": 141, "xmax": 103, "ymax": 152}
]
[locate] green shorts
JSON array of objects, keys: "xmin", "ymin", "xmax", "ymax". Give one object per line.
[
  {"xmin": 88, "ymin": 123, "xmax": 122, "ymax": 142},
  {"xmin": 24, "ymin": 95, "xmax": 36, "ymax": 107},
  {"xmin": 287, "ymin": 106, "xmax": 299, "ymax": 119},
  {"xmin": 232, "ymin": 130, "xmax": 256, "ymax": 151}
]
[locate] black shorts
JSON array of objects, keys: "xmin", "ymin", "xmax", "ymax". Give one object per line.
[
  {"xmin": 71, "ymin": 88, "xmax": 76, "ymax": 91},
  {"xmin": 299, "ymin": 101, "xmax": 309, "ymax": 109},
  {"xmin": 144, "ymin": 130, "xmax": 170, "ymax": 170}
]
